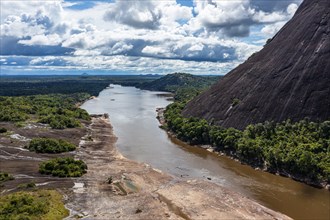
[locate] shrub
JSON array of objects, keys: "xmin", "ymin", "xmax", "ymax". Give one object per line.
[
  {"xmin": 18, "ymin": 182, "xmax": 36, "ymax": 189},
  {"xmin": 38, "ymin": 115, "xmax": 81, "ymax": 129},
  {"xmin": 232, "ymin": 98, "xmax": 240, "ymax": 106},
  {"xmin": 39, "ymin": 157, "xmax": 87, "ymax": 177},
  {"xmin": 0, "ymin": 172, "xmax": 14, "ymax": 182},
  {"xmin": 27, "ymin": 138, "xmax": 76, "ymax": 153},
  {"xmin": 0, "ymin": 190, "xmax": 69, "ymax": 220},
  {"xmin": 0, "ymin": 127, "xmax": 7, "ymax": 133}
]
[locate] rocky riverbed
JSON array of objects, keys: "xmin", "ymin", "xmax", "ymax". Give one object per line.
[
  {"xmin": 65, "ymin": 116, "xmax": 291, "ymax": 219},
  {"xmin": 0, "ymin": 116, "xmax": 291, "ymax": 219}
]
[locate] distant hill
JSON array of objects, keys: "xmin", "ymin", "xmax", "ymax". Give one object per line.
[
  {"xmin": 183, "ymin": 0, "xmax": 330, "ymax": 129},
  {"xmin": 138, "ymin": 73, "xmax": 220, "ymax": 101},
  {"xmin": 139, "ymin": 72, "xmax": 219, "ymax": 92},
  {"xmin": 81, "ymin": 73, "xmax": 89, "ymax": 78}
]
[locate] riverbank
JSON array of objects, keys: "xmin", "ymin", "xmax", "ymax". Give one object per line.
[
  {"xmin": 157, "ymin": 107, "xmax": 330, "ymax": 190},
  {"xmin": 65, "ymin": 115, "xmax": 291, "ymax": 219}
]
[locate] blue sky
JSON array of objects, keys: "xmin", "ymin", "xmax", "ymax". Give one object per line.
[
  {"xmin": 65, "ymin": 0, "xmax": 194, "ymax": 10},
  {"xmin": 0, "ymin": 0, "xmax": 302, "ymax": 75}
]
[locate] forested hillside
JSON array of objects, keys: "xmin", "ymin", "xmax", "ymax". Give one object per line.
[{"xmin": 138, "ymin": 73, "xmax": 220, "ymax": 101}]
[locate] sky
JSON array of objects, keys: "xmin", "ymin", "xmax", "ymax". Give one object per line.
[{"xmin": 0, "ymin": 0, "xmax": 302, "ymax": 75}]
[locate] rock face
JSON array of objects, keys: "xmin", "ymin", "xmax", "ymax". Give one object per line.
[{"xmin": 183, "ymin": 0, "xmax": 330, "ymax": 130}]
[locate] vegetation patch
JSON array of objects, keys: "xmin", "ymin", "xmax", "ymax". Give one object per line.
[
  {"xmin": 0, "ymin": 172, "xmax": 14, "ymax": 183},
  {"xmin": 27, "ymin": 138, "xmax": 76, "ymax": 153},
  {"xmin": 0, "ymin": 94, "xmax": 91, "ymax": 129},
  {"xmin": 0, "ymin": 128, "xmax": 7, "ymax": 133},
  {"xmin": 164, "ymin": 102, "xmax": 330, "ymax": 184},
  {"xmin": 232, "ymin": 98, "xmax": 240, "ymax": 107},
  {"xmin": 17, "ymin": 182, "xmax": 37, "ymax": 189},
  {"xmin": 0, "ymin": 190, "xmax": 68, "ymax": 220},
  {"xmin": 39, "ymin": 157, "xmax": 87, "ymax": 177}
]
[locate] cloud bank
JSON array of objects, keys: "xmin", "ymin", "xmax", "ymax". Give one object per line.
[{"xmin": 0, "ymin": 0, "xmax": 302, "ymax": 75}]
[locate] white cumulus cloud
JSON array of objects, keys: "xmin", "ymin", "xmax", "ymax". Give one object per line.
[{"xmin": 0, "ymin": 0, "xmax": 302, "ymax": 75}]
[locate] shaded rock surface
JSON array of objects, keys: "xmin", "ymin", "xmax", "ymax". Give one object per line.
[{"xmin": 183, "ymin": 0, "xmax": 330, "ymax": 129}]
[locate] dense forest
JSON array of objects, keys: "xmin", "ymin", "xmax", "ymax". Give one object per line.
[
  {"xmin": 0, "ymin": 93, "xmax": 91, "ymax": 129},
  {"xmin": 0, "ymin": 75, "xmax": 159, "ymax": 96},
  {"xmin": 164, "ymin": 102, "xmax": 330, "ymax": 186}
]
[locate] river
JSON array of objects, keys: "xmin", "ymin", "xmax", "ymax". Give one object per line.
[{"xmin": 81, "ymin": 84, "xmax": 329, "ymax": 220}]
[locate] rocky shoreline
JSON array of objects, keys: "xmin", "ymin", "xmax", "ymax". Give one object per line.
[
  {"xmin": 65, "ymin": 115, "xmax": 291, "ymax": 219},
  {"xmin": 0, "ymin": 113, "xmax": 292, "ymax": 219}
]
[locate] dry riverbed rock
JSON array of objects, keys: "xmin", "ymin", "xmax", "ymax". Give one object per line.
[
  {"xmin": 65, "ymin": 117, "xmax": 291, "ymax": 219},
  {"xmin": 0, "ymin": 118, "xmax": 291, "ymax": 219}
]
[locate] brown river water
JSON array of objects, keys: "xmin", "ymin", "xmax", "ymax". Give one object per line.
[{"xmin": 81, "ymin": 84, "xmax": 329, "ymax": 220}]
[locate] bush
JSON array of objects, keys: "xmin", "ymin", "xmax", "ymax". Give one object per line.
[
  {"xmin": 0, "ymin": 190, "xmax": 69, "ymax": 220},
  {"xmin": 0, "ymin": 127, "xmax": 7, "ymax": 133},
  {"xmin": 232, "ymin": 98, "xmax": 240, "ymax": 106},
  {"xmin": 18, "ymin": 182, "xmax": 36, "ymax": 189},
  {"xmin": 27, "ymin": 138, "xmax": 76, "ymax": 153},
  {"xmin": 39, "ymin": 157, "xmax": 87, "ymax": 177},
  {"xmin": 38, "ymin": 115, "xmax": 81, "ymax": 129},
  {"xmin": 0, "ymin": 172, "xmax": 14, "ymax": 182}
]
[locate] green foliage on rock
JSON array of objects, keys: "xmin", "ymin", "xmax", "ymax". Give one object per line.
[
  {"xmin": 17, "ymin": 182, "xmax": 37, "ymax": 189},
  {"xmin": 38, "ymin": 115, "xmax": 82, "ymax": 129},
  {"xmin": 0, "ymin": 172, "xmax": 14, "ymax": 183},
  {"xmin": 28, "ymin": 138, "xmax": 76, "ymax": 153},
  {"xmin": 164, "ymin": 102, "xmax": 330, "ymax": 184},
  {"xmin": 0, "ymin": 190, "xmax": 69, "ymax": 220},
  {"xmin": 39, "ymin": 157, "xmax": 87, "ymax": 177},
  {"xmin": 232, "ymin": 98, "xmax": 240, "ymax": 106},
  {"xmin": 0, "ymin": 93, "xmax": 91, "ymax": 129},
  {"xmin": 174, "ymin": 87, "xmax": 205, "ymax": 102}
]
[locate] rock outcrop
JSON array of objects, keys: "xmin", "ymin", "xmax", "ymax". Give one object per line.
[{"xmin": 183, "ymin": 0, "xmax": 330, "ymax": 129}]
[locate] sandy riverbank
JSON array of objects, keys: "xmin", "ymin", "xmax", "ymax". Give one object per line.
[{"xmin": 65, "ymin": 115, "xmax": 291, "ymax": 219}]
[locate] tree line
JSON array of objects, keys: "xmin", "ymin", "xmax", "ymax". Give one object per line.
[{"xmin": 164, "ymin": 102, "xmax": 330, "ymax": 185}]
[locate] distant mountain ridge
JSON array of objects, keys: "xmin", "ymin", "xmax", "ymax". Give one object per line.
[
  {"xmin": 183, "ymin": 0, "xmax": 330, "ymax": 129},
  {"xmin": 138, "ymin": 72, "xmax": 219, "ymax": 93}
]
